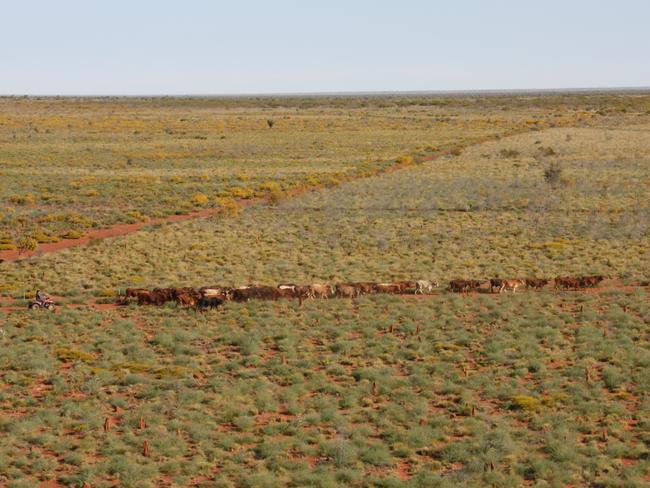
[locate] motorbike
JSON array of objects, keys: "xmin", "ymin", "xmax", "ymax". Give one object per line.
[{"xmin": 28, "ymin": 297, "xmax": 55, "ymax": 311}]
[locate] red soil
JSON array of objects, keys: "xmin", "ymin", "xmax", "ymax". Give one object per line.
[
  {"xmin": 394, "ymin": 460, "xmax": 413, "ymax": 480},
  {"xmin": 38, "ymin": 481, "xmax": 66, "ymax": 488},
  {"xmin": 0, "ymin": 205, "xmax": 251, "ymax": 262}
]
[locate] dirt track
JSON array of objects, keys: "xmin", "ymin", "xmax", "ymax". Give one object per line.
[
  {"xmin": 0, "ymin": 129, "xmax": 530, "ymax": 263},
  {"xmin": 0, "ymin": 201, "xmax": 260, "ymax": 262}
]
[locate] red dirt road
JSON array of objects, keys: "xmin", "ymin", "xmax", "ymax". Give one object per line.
[{"xmin": 0, "ymin": 206, "xmax": 243, "ymax": 262}]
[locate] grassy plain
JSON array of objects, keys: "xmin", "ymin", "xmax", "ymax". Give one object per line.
[
  {"xmin": 1, "ymin": 94, "xmax": 647, "ymax": 246},
  {"xmin": 0, "ymin": 94, "xmax": 649, "ymax": 487},
  {"xmin": 2, "ymin": 120, "xmax": 648, "ymax": 296},
  {"xmin": 1, "ymin": 290, "xmax": 649, "ymax": 487},
  {"xmin": 1, "ymin": 95, "xmax": 539, "ymax": 244}
]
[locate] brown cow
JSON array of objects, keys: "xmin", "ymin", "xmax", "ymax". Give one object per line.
[
  {"xmin": 578, "ymin": 275, "xmax": 605, "ymax": 288},
  {"xmin": 257, "ymin": 286, "xmax": 285, "ymax": 300},
  {"xmin": 125, "ymin": 288, "xmax": 148, "ymax": 298},
  {"xmin": 375, "ymin": 283, "xmax": 401, "ymax": 294},
  {"xmin": 555, "ymin": 276, "xmax": 580, "ymax": 291},
  {"xmin": 335, "ymin": 284, "xmax": 358, "ymax": 298},
  {"xmin": 173, "ymin": 287, "xmax": 197, "ymax": 297},
  {"xmin": 468, "ymin": 280, "xmax": 484, "ymax": 291},
  {"xmin": 525, "ymin": 278, "xmax": 549, "ymax": 289},
  {"xmin": 449, "ymin": 280, "xmax": 483, "ymax": 293},
  {"xmin": 448, "ymin": 280, "xmax": 467, "ymax": 293},
  {"xmin": 220, "ymin": 287, "xmax": 234, "ymax": 300},
  {"xmin": 309, "ymin": 284, "xmax": 333, "ymax": 299},
  {"xmin": 196, "ymin": 296, "xmax": 224, "ymax": 310},
  {"xmin": 275, "ymin": 287, "xmax": 296, "ymax": 299},
  {"xmin": 119, "ymin": 288, "xmax": 148, "ymax": 305},
  {"xmin": 489, "ymin": 279, "xmax": 503, "ymax": 294},
  {"xmin": 294, "ymin": 285, "xmax": 312, "ymax": 300},
  {"xmin": 177, "ymin": 292, "xmax": 198, "ymax": 307},
  {"xmin": 153, "ymin": 288, "xmax": 176, "ymax": 303},
  {"xmin": 135, "ymin": 290, "xmax": 167, "ymax": 306},
  {"xmin": 231, "ymin": 288, "xmax": 254, "ymax": 302},
  {"xmin": 393, "ymin": 280, "xmax": 417, "ymax": 294},
  {"xmin": 232, "ymin": 286, "xmax": 283, "ymax": 302},
  {"xmin": 134, "ymin": 290, "xmax": 153, "ymax": 305},
  {"xmin": 351, "ymin": 282, "xmax": 377, "ymax": 295}
]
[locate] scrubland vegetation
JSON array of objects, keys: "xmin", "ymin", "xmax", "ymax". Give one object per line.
[
  {"xmin": 2, "ymin": 124, "xmax": 647, "ymax": 296},
  {"xmin": 1, "ymin": 94, "xmax": 647, "ymax": 247},
  {"xmin": 0, "ymin": 95, "xmax": 527, "ymax": 244},
  {"xmin": 1, "ymin": 93, "xmax": 649, "ymax": 486},
  {"xmin": 1, "ymin": 290, "xmax": 648, "ymax": 486}
]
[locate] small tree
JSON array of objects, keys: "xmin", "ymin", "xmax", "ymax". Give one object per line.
[
  {"xmin": 266, "ymin": 119, "xmax": 275, "ymax": 129},
  {"xmin": 544, "ymin": 162, "xmax": 563, "ymax": 187}
]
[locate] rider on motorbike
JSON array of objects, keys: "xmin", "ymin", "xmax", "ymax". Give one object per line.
[{"xmin": 29, "ymin": 290, "xmax": 54, "ymax": 310}]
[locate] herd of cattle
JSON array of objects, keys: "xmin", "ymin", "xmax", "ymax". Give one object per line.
[{"xmin": 120, "ymin": 275, "xmax": 607, "ymax": 309}]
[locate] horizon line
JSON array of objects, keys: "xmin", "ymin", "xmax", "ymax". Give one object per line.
[{"xmin": 2, "ymin": 85, "xmax": 650, "ymax": 99}]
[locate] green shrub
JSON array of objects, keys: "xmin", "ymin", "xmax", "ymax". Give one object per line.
[
  {"xmin": 499, "ymin": 149, "xmax": 520, "ymax": 159},
  {"xmin": 192, "ymin": 193, "xmax": 210, "ymax": 205},
  {"xmin": 31, "ymin": 232, "xmax": 59, "ymax": 244},
  {"xmin": 8, "ymin": 194, "xmax": 35, "ymax": 205},
  {"xmin": 55, "ymin": 348, "xmax": 95, "ymax": 363},
  {"xmin": 359, "ymin": 444, "xmax": 392, "ymax": 466},
  {"xmin": 510, "ymin": 395, "xmax": 540, "ymax": 412},
  {"xmin": 16, "ymin": 236, "xmax": 38, "ymax": 254},
  {"xmin": 602, "ymin": 366, "xmax": 625, "ymax": 391},
  {"xmin": 544, "ymin": 162, "xmax": 563, "ymax": 186},
  {"xmin": 396, "ymin": 155, "xmax": 414, "ymax": 166},
  {"xmin": 59, "ymin": 230, "xmax": 83, "ymax": 240}
]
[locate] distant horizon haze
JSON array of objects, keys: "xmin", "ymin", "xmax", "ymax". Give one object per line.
[
  {"xmin": 3, "ymin": 86, "xmax": 650, "ymax": 98},
  {"xmin": 1, "ymin": 0, "xmax": 649, "ymax": 96}
]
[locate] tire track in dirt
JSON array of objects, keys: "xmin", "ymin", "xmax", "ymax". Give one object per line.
[{"xmin": 0, "ymin": 128, "xmax": 533, "ymax": 263}]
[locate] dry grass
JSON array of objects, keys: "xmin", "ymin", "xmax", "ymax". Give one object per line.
[
  {"xmin": 0, "ymin": 290, "xmax": 648, "ymax": 486},
  {"xmin": 1, "ymin": 94, "xmax": 649, "ymax": 487},
  {"xmin": 2, "ymin": 124, "xmax": 647, "ymax": 296},
  {"xmin": 0, "ymin": 95, "xmax": 539, "ymax": 243},
  {"xmin": 3, "ymin": 94, "xmax": 648, "ymax": 243}
]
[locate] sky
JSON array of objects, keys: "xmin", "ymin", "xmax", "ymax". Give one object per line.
[{"xmin": 1, "ymin": 0, "xmax": 649, "ymax": 95}]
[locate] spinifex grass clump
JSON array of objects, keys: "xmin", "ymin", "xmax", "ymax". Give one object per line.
[{"xmin": 1, "ymin": 290, "xmax": 648, "ymax": 485}]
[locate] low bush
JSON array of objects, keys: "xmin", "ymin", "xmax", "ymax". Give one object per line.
[
  {"xmin": 396, "ymin": 155, "xmax": 414, "ymax": 166},
  {"xmin": 543, "ymin": 162, "xmax": 563, "ymax": 186},
  {"xmin": 59, "ymin": 230, "xmax": 83, "ymax": 240},
  {"xmin": 510, "ymin": 395, "xmax": 541, "ymax": 412},
  {"xmin": 499, "ymin": 148, "xmax": 520, "ymax": 159},
  {"xmin": 16, "ymin": 236, "xmax": 37, "ymax": 254},
  {"xmin": 191, "ymin": 193, "xmax": 210, "ymax": 206}
]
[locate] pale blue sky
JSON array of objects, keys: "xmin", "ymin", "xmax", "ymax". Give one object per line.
[{"xmin": 1, "ymin": 0, "xmax": 648, "ymax": 95}]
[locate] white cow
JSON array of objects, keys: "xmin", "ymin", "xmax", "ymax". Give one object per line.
[{"xmin": 415, "ymin": 280, "xmax": 439, "ymax": 294}]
